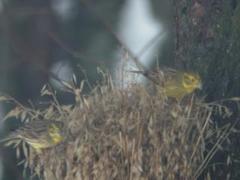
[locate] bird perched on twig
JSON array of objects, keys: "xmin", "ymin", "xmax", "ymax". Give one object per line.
[
  {"xmin": 1, "ymin": 120, "xmax": 64, "ymax": 153},
  {"xmin": 129, "ymin": 67, "xmax": 202, "ymax": 101}
]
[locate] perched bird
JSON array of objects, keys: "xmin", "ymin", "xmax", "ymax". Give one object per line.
[
  {"xmin": 129, "ymin": 68, "xmax": 202, "ymax": 101},
  {"xmin": 2, "ymin": 120, "xmax": 64, "ymax": 153}
]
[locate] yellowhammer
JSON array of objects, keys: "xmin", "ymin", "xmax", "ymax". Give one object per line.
[
  {"xmin": 2, "ymin": 120, "xmax": 64, "ymax": 153},
  {"xmin": 130, "ymin": 68, "xmax": 202, "ymax": 101}
]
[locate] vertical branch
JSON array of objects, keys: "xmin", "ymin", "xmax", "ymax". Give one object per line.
[{"xmin": 174, "ymin": 0, "xmax": 180, "ymax": 54}]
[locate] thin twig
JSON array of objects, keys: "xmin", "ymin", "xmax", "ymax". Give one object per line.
[{"xmin": 80, "ymin": 0, "xmax": 146, "ymax": 71}]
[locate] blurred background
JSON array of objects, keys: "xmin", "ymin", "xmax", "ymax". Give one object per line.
[{"xmin": 0, "ymin": 0, "xmax": 240, "ymax": 179}]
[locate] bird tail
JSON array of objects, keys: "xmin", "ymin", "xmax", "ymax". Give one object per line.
[{"xmin": 0, "ymin": 134, "xmax": 21, "ymax": 146}]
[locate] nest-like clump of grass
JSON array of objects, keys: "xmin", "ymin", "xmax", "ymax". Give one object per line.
[{"xmin": 1, "ymin": 74, "xmax": 232, "ymax": 180}]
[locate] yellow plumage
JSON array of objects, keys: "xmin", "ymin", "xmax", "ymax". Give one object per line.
[
  {"xmin": 130, "ymin": 68, "xmax": 202, "ymax": 101},
  {"xmin": 3, "ymin": 120, "xmax": 64, "ymax": 153}
]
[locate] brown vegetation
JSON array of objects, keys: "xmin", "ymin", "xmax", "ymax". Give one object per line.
[{"xmin": 1, "ymin": 73, "xmax": 235, "ymax": 180}]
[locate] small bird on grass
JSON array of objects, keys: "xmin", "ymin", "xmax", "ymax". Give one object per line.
[
  {"xmin": 129, "ymin": 67, "xmax": 202, "ymax": 101},
  {"xmin": 1, "ymin": 120, "xmax": 64, "ymax": 153}
]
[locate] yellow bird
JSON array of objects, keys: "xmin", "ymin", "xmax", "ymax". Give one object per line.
[
  {"xmin": 129, "ymin": 68, "xmax": 202, "ymax": 101},
  {"xmin": 2, "ymin": 120, "xmax": 64, "ymax": 153}
]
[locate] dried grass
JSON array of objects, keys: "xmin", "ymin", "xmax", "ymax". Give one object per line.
[{"xmin": 1, "ymin": 74, "xmax": 235, "ymax": 180}]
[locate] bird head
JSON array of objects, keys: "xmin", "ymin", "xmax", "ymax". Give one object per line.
[
  {"xmin": 182, "ymin": 72, "xmax": 202, "ymax": 92},
  {"xmin": 48, "ymin": 121, "xmax": 64, "ymax": 145}
]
